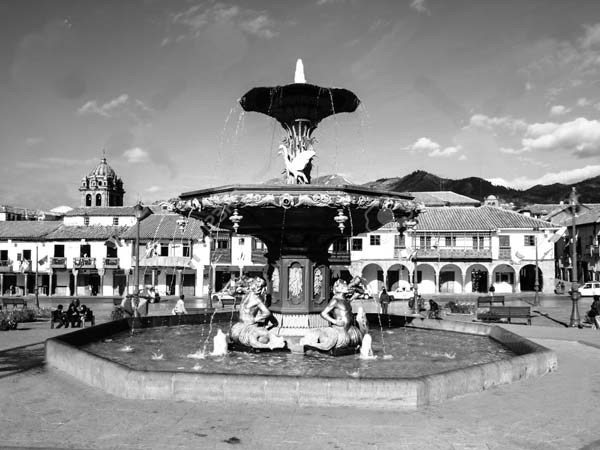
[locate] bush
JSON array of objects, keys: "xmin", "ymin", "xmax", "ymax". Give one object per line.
[{"xmin": 0, "ymin": 311, "xmax": 18, "ymax": 330}]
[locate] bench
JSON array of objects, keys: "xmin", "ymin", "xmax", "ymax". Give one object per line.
[
  {"xmin": 478, "ymin": 306, "xmax": 532, "ymax": 325},
  {"xmin": 2, "ymin": 298, "xmax": 27, "ymax": 310},
  {"xmin": 477, "ymin": 296, "xmax": 505, "ymax": 307}
]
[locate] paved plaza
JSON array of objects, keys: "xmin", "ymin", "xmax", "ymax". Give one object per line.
[{"xmin": 0, "ymin": 294, "xmax": 599, "ymax": 450}]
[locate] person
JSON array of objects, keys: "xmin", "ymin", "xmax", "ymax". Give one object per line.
[
  {"xmin": 427, "ymin": 299, "xmax": 441, "ymax": 319},
  {"xmin": 172, "ymin": 294, "xmax": 188, "ymax": 315},
  {"xmin": 586, "ymin": 295, "xmax": 600, "ymax": 329},
  {"xmin": 66, "ymin": 299, "xmax": 81, "ymax": 328},
  {"xmin": 148, "ymin": 287, "xmax": 160, "ymax": 304},
  {"xmin": 379, "ymin": 288, "xmax": 391, "ymax": 315},
  {"xmin": 119, "ymin": 291, "xmax": 149, "ymax": 318},
  {"xmin": 489, "ymin": 284, "xmax": 496, "ymax": 297},
  {"xmin": 51, "ymin": 304, "xmax": 67, "ymax": 329},
  {"xmin": 230, "ymin": 277, "xmax": 285, "ymax": 350}
]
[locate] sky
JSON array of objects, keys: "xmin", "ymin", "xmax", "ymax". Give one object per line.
[{"xmin": 2, "ymin": 0, "xmax": 600, "ymax": 210}]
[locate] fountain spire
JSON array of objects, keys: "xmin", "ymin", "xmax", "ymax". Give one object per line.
[{"xmin": 294, "ymin": 58, "xmax": 306, "ymax": 83}]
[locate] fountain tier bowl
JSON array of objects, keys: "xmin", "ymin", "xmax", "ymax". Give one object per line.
[{"xmin": 46, "ymin": 313, "xmax": 557, "ymax": 410}]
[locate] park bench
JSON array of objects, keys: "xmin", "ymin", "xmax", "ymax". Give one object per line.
[
  {"xmin": 2, "ymin": 297, "xmax": 27, "ymax": 310},
  {"xmin": 476, "ymin": 296, "xmax": 505, "ymax": 307},
  {"xmin": 478, "ymin": 305, "xmax": 532, "ymax": 325}
]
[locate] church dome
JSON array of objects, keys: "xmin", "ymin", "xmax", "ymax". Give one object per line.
[{"xmin": 89, "ymin": 157, "xmax": 117, "ymax": 178}]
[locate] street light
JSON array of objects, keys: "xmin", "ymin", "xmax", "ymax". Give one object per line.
[
  {"xmin": 533, "ymin": 228, "xmax": 540, "ymax": 307},
  {"xmin": 568, "ymin": 188, "xmax": 581, "ymax": 327},
  {"xmin": 404, "ymin": 218, "xmax": 419, "ymax": 314},
  {"xmin": 133, "ymin": 202, "xmax": 152, "ymax": 315}
]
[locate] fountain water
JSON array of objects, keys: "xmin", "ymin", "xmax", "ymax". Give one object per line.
[{"xmin": 46, "ymin": 60, "xmax": 557, "ymax": 409}]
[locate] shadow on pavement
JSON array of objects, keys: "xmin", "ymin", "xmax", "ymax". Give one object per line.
[{"xmin": 0, "ymin": 343, "xmax": 45, "ymax": 379}]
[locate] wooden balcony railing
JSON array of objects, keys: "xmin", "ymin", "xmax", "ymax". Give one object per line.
[
  {"xmin": 103, "ymin": 257, "xmax": 120, "ymax": 268},
  {"xmin": 210, "ymin": 248, "xmax": 231, "ymax": 264},
  {"xmin": 329, "ymin": 251, "xmax": 351, "ymax": 265},
  {"xmin": 251, "ymin": 249, "xmax": 268, "ymax": 264},
  {"xmin": 73, "ymin": 257, "xmax": 96, "ymax": 269},
  {"xmin": 0, "ymin": 260, "xmax": 12, "ymax": 272},
  {"xmin": 413, "ymin": 247, "xmax": 492, "ymax": 260},
  {"xmin": 50, "ymin": 257, "xmax": 67, "ymax": 268}
]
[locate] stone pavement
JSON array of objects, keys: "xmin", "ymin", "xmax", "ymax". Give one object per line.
[{"xmin": 0, "ymin": 295, "xmax": 600, "ymax": 449}]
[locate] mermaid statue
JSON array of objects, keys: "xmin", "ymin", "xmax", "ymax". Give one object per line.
[
  {"xmin": 229, "ymin": 277, "xmax": 286, "ymax": 350},
  {"xmin": 300, "ymin": 279, "xmax": 364, "ymax": 351}
]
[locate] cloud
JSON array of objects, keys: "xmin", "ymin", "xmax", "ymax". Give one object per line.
[
  {"xmin": 146, "ymin": 186, "xmax": 162, "ymax": 193},
  {"xmin": 550, "ymin": 105, "xmax": 571, "ymax": 116},
  {"xmin": 581, "ymin": 23, "xmax": 600, "ymax": 49},
  {"xmin": 166, "ymin": 3, "xmax": 278, "ymax": 45},
  {"xmin": 123, "ymin": 147, "xmax": 150, "ymax": 163},
  {"xmin": 78, "ymin": 94, "xmax": 154, "ymax": 124},
  {"xmin": 522, "ymin": 117, "xmax": 600, "ymax": 157},
  {"xmin": 410, "ymin": 0, "xmax": 430, "ymax": 15},
  {"xmin": 25, "ymin": 137, "xmax": 43, "ymax": 147},
  {"xmin": 467, "ymin": 114, "xmax": 528, "ymax": 134},
  {"xmin": 407, "ymin": 138, "xmax": 460, "ymax": 158},
  {"xmin": 16, "ymin": 157, "xmax": 96, "ymax": 170},
  {"xmin": 577, "ymin": 97, "xmax": 591, "ymax": 107},
  {"xmin": 499, "ymin": 147, "xmax": 526, "ymax": 155},
  {"xmin": 488, "ymin": 165, "xmax": 600, "ymax": 189}
]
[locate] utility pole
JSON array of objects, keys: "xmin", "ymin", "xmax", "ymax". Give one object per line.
[{"xmin": 569, "ymin": 188, "xmax": 581, "ymax": 327}]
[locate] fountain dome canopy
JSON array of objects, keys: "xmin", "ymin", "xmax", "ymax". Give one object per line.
[{"xmin": 239, "ymin": 83, "xmax": 360, "ymax": 129}]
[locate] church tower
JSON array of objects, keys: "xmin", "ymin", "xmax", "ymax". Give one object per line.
[{"xmin": 79, "ymin": 156, "xmax": 125, "ymax": 207}]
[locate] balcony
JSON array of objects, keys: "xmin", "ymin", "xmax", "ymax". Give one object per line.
[
  {"xmin": 73, "ymin": 257, "xmax": 96, "ymax": 269},
  {"xmin": 0, "ymin": 260, "xmax": 12, "ymax": 272},
  {"xmin": 585, "ymin": 245, "xmax": 599, "ymax": 259},
  {"xmin": 103, "ymin": 257, "xmax": 120, "ymax": 268},
  {"xmin": 210, "ymin": 248, "xmax": 231, "ymax": 264},
  {"xmin": 498, "ymin": 248, "xmax": 512, "ymax": 260},
  {"xmin": 251, "ymin": 249, "xmax": 268, "ymax": 264},
  {"xmin": 414, "ymin": 247, "xmax": 492, "ymax": 260},
  {"xmin": 50, "ymin": 257, "xmax": 67, "ymax": 269},
  {"xmin": 329, "ymin": 250, "xmax": 351, "ymax": 265}
]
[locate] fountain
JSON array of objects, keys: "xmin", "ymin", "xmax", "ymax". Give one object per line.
[{"xmin": 45, "ymin": 60, "xmax": 557, "ymax": 409}]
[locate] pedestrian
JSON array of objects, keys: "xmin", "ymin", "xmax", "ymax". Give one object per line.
[
  {"xmin": 489, "ymin": 284, "xmax": 495, "ymax": 297},
  {"xmin": 172, "ymin": 294, "xmax": 188, "ymax": 315},
  {"xmin": 587, "ymin": 295, "xmax": 600, "ymax": 329},
  {"xmin": 379, "ymin": 288, "xmax": 391, "ymax": 315}
]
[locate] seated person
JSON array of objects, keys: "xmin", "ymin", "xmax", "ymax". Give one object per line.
[
  {"xmin": 51, "ymin": 304, "xmax": 68, "ymax": 329},
  {"xmin": 67, "ymin": 299, "xmax": 82, "ymax": 328},
  {"xmin": 586, "ymin": 295, "xmax": 600, "ymax": 329},
  {"xmin": 79, "ymin": 305, "xmax": 94, "ymax": 326},
  {"xmin": 427, "ymin": 299, "xmax": 441, "ymax": 319}
]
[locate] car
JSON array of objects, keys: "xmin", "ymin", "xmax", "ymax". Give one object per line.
[
  {"xmin": 389, "ymin": 283, "xmax": 415, "ymax": 301},
  {"xmin": 578, "ymin": 282, "xmax": 600, "ymax": 297}
]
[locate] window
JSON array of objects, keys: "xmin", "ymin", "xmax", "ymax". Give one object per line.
[
  {"xmin": 445, "ymin": 236, "xmax": 456, "ymax": 247},
  {"xmin": 238, "ymin": 237, "xmax": 245, "ymax": 245},
  {"xmin": 332, "ymin": 239, "xmax": 348, "ymax": 252},
  {"xmin": 112, "ymin": 217, "xmax": 119, "ymax": 226},
  {"xmin": 80, "ymin": 245, "xmax": 91, "ymax": 257},
  {"xmin": 352, "ymin": 238, "xmax": 363, "ymax": 251},
  {"xmin": 215, "ymin": 239, "xmax": 229, "ymax": 250},
  {"xmin": 419, "ymin": 236, "xmax": 432, "ymax": 249},
  {"xmin": 369, "ymin": 235, "xmax": 381, "ymax": 246},
  {"xmin": 160, "ymin": 244, "xmax": 169, "ymax": 257},
  {"xmin": 524, "ymin": 235, "xmax": 535, "ymax": 246},
  {"xmin": 95, "ymin": 193, "xmax": 102, "ymax": 206},
  {"xmin": 106, "ymin": 246, "xmax": 117, "ymax": 258},
  {"xmin": 23, "ymin": 250, "xmax": 31, "ymax": 261},
  {"xmin": 394, "ymin": 234, "xmax": 406, "ymax": 248},
  {"xmin": 54, "ymin": 245, "xmax": 65, "ymax": 258},
  {"xmin": 252, "ymin": 239, "xmax": 266, "ymax": 250},
  {"xmin": 183, "ymin": 245, "xmax": 190, "ymax": 257},
  {"xmin": 495, "ymin": 272, "xmax": 515, "ymax": 284},
  {"xmin": 84, "ymin": 216, "xmax": 90, "ymax": 226},
  {"xmin": 0, "ymin": 250, "xmax": 7, "ymax": 261},
  {"xmin": 472, "ymin": 236, "xmax": 484, "ymax": 250}
]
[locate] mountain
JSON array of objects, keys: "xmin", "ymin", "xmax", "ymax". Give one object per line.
[{"xmin": 362, "ymin": 171, "xmax": 600, "ymax": 206}]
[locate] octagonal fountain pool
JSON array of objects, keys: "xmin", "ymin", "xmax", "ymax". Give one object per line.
[{"xmin": 46, "ymin": 312, "xmax": 556, "ymax": 410}]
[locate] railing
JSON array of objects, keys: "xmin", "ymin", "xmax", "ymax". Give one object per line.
[
  {"xmin": 210, "ymin": 248, "xmax": 231, "ymax": 264},
  {"xmin": 50, "ymin": 257, "xmax": 67, "ymax": 268},
  {"xmin": 251, "ymin": 249, "xmax": 268, "ymax": 264},
  {"xmin": 412, "ymin": 247, "xmax": 492, "ymax": 260},
  {"xmin": 498, "ymin": 248, "xmax": 512, "ymax": 260},
  {"xmin": 73, "ymin": 257, "xmax": 96, "ymax": 268},
  {"xmin": 0, "ymin": 260, "xmax": 12, "ymax": 272},
  {"xmin": 103, "ymin": 257, "xmax": 120, "ymax": 268}
]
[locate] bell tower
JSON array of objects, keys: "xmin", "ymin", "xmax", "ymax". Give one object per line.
[{"xmin": 79, "ymin": 154, "xmax": 125, "ymax": 207}]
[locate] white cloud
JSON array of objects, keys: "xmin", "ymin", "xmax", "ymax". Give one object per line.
[
  {"xmin": 168, "ymin": 3, "xmax": 278, "ymax": 42},
  {"xmin": 410, "ymin": 0, "xmax": 430, "ymax": 15},
  {"xmin": 577, "ymin": 97, "xmax": 591, "ymax": 107},
  {"xmin": 522, "ymin": 117, "xmax": 600, "ymax": 157},
  {"xmin": 581, "ymin": 23, "xmax": 600, "ymax": 49},
  {"xmin": 78, "ymin": 94, "xmax": 154, "ymax": 124},
  {"xmin": 458, "ymin": 155, "xmax": 467, "ymax": 161},
  {"xmin": 25, "ymin": 137, "xmax": 43, "ymax": 147},
  {"xmin": 78, "ymin": 94, "xmax": 129, "ymax": 117},
  {"xmin": 499, "ymin": 147, "xmax": 526, "ymax": 155},
  {"xmin": 467, "ymin": 114, "xmax": 528, "ymax": 134},
  {"xmin": 146, "ymin": 186, "xmax": 161, "ymax": 193},
  {"xmin": 550, "ymin": 105, "xmax": 571, "ymax": 116},
  {"xmin": 123, "ymin": 147, "xmax": 150, "ymax": 163},
  {"xmin": 488, "ymin": 165, "xmax": 600, "ymax": 189},
  {"xmin": 407, "ymin": 138, "xmax": 460, "ymax": 158}
]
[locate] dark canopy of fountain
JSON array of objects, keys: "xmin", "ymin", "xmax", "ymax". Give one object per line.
[{"xmin": 239, "ymin": 83, "xmax": 360, "ymax": 130}]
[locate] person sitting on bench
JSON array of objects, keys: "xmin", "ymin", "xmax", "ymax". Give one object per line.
[
  {"xmin": 51, "ymin": 304, "xmax": 68, "ymax": 329},
  {"xmin": 586, "ymin": 296, "xmax": 600, "ymax": 329}
]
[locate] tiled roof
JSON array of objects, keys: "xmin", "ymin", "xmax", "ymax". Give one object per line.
[
  {"xmin": 65, "ymin": 206, "xmax": 139, "ymax": 217},
  {"xmin": 415, "ymin": 206, "xmax": 556, "ymax": 231},
  {"xmin": 119, "ymin": 214, "xmax": 207, "ymax": 240},
  {"xmin": 44, "ymin": 225, "xmax": 130, "ymax": 240},
  {"xmin": 410, "ymin": 191, "xmax": 480, "ymax": 207},
  {"xmin": 544, "ymin": 204, "xmax": 600, "ymax": 226},
  {"xmin": 0, "ymin": 222, "xmax": 62, "ymax": 240}
]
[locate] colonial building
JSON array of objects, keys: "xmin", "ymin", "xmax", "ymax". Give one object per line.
[{"xmin": 347, "ymin": 206, "xmax": 559, "ymax": 295}]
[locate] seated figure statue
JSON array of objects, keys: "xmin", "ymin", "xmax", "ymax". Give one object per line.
[
  {"xmin": 229, "ymin": 277, "xmax": 285, "ymax": 350},
  {"xmin": 300, "ymin": 279, "xmax": 364, "ymax": 351}
]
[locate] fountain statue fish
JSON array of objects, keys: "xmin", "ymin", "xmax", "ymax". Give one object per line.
[{"xmin": 359, "ymin": 334, "xmax": 377, "ymax": 360}]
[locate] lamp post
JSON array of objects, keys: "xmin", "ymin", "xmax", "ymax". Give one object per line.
[
  {"xmin": 533, "ymin": 229, "xmax": 540, "ymax": 307},
  {"xmin": 35, "ymin": 245, "xmax": 39, "ymax": 308},
  {"xmin": 405, "ymin": 218, "xmax": 419, "ymax": 314},
  {"xmin": 133, "ymin": 203, "xmax": 152, "ymax": 314},
  {"xmin": 568, "ymin": 188, "xmax": 581, "ymax": 327}
]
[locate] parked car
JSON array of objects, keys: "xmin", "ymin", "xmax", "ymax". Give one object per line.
[
  {"xmin": 389, "ymin": 284, "xmax": 415, "ymax": 301},
  {"xmin": 578, "ymin": 282, "xmax": 600, "ymax": 297}
]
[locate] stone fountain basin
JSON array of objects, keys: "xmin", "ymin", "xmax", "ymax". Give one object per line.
[{"xmin": 46, "ymin": 313, "xmax": 557, "ymax": 410}]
